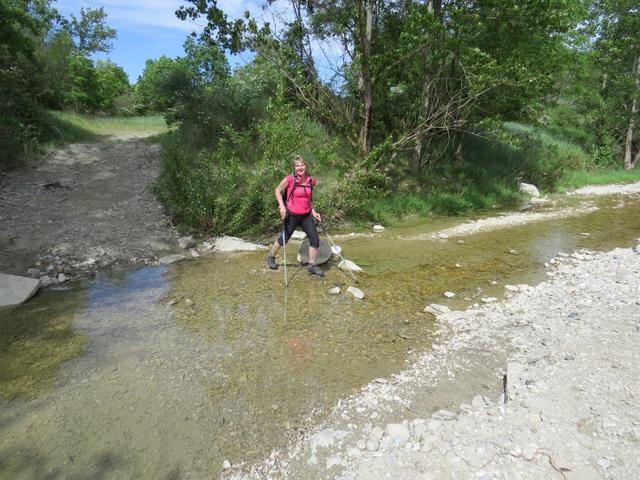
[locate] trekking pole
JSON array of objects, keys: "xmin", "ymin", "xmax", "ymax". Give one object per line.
[
  {"xmin": 318, "ymin": 222, "xmax": 358, "ymax": 283},
  {"xmin": 281, "ymin": 222, "xmax": 288, "ymax": 288}
]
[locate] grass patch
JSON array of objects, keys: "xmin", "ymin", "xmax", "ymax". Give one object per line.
[
  {"xmin": 502, "ymin": 121, "xmax": 590, "ymax": 170},
  {"xmin": 48, "ymin": 111, "xmax": 169, "ymax": 138},
  {"xmin": 557, "ymin": 168, "xmax": 640, "ymax": 191},
  {"xmin": 363, "ymin": 183, "xmax": 521, "ymax": 226}
]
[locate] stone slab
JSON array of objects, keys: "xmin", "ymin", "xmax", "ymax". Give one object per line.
[
  {"xmin": 298, "ymin": 240, "xmax": 332, "ymax": 265},
  {"xmin": 0, "ymin": 273, "xmax": 40, "ymax": 307}
]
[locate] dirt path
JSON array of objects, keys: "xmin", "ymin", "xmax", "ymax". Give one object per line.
[{"xmin": 0, "ymin": 134, "xmax": 177, "ymax": 280}]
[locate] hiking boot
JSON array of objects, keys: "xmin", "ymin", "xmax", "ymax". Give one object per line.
[
  {"xmin": 266, "ymin": 254, "xmax": 278, "ymax": 270},
  {"xmin": 307, "ymin": 263, "xmax": 325, "ymax": 277}
]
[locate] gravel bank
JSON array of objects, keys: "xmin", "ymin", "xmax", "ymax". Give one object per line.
[
  {"xmin": 228, "ymin": 246, "xmax": 640, "ymax": 479},
  {"xmin": 0, "ymin": 137, "xmax": 178, "ymax": 280}
]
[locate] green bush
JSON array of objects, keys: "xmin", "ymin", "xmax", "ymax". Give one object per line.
[
  {"xmin": 331, "ymin": 165, "xmax": 392, "ymax": 221},
  {"xmin": 155, "ymin": 97, "xmax": 348, "ymax": 237}
]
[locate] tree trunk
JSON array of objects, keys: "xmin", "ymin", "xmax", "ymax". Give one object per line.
[
  {"xmin": 359, "ymin": 0, "xmax": 374, "ymax": 155},
  {"xmin": 624, "ymin": 55, "xmax": 639, "ymax": 170},
  {"xmin": 411, "ymin": 0, "xmax": 442, "ymax": 174}
]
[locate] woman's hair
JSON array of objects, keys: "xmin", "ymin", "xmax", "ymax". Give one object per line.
[{"xmin": 292, "ymin": 155, "xmax": 307, "ymax": 169}]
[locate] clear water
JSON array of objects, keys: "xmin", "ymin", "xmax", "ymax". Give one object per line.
[{"xmin": 1, "ymin": 192, "xmax": 639, "ymax": 479}]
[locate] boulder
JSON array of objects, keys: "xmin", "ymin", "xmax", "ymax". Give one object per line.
[
  {"xmin": 519, "ymin": 182, "xmax": 540, "ymax": 197},
  {"xmin": 291, "ymin": 231, "xmax": 307, "ymax": 240},
  {"xmin": 0, "ymin": 273, "xmax": 40, "ymax": 307},
  {"xmin": 373, "ymin": 224, "xmax": 385, "ymax": 232},
  {"xmin": 298, "ymin": 240, "xmax": 332, "ymax": 265}
]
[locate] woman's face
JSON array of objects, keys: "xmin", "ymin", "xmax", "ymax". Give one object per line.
[{"xmin": 294, "ymin": 161, "xmax": 307, "ymax": 176}]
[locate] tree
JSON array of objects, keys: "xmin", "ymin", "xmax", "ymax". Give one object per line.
[
  {"xmin": 66, "ymin": 6, "xmax": 117, "ymax": 54},
  {"xmin": 135, "ymin": 56, "xmax": 192, "ymax": 113},
  {"xmin": 182, "ymin": 36, "xmax": 229, "ymax": 86},
  {"xmin": 64, "ymin": 53, "xmax": 99, "ymax": 111},
  {"xmin": 591, "ymin": 0, "xmax": 640, "ymax": 168},
  {"xmin": 1, "ymin": 0, "xmax": 47, "ymax": 166},
  {"xmin": 38, "ymin": 29, "xmax": 75, "ymax": 108},
  {"xmin": 95, "ymin": 60, "xmax": 130, "ymax": 111}
]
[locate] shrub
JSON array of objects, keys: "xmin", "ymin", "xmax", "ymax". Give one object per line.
[{"xmin": 155, "ymin": 97, "xmax": 348, "ymax": 237}]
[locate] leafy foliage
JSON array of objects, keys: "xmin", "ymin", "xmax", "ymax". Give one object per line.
[{"xmin": 0, "ymin": 0, "xmax": 127, "ymax": 167}]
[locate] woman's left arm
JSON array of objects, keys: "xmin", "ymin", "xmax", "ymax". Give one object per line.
[
  {"xmin": 311, "ymin": 177, "xmax": 321, "ymax": 222},
  {"xmin": 311, "ymin": 203, "xmax": 321, "ymax": 223}
]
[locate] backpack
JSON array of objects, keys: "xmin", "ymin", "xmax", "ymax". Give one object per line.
[{"xmin": 283, "ymin": 173, "xmax": 314, "ymax": 208}]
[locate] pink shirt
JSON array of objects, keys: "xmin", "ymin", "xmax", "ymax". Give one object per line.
[{"xmin": 285, "ymin": 174, "xmax": 315, "ymax": 215}]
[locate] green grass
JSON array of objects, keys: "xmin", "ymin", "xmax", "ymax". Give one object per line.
[
  {"xmin": 362, "ymin": 183, "xmax": 521, "ymax": 226},
  {"xmin": 557, "ymin": 168, "xmax": 640, "ymax": 191},
  {"xmin": 503, "ymin": 121, "xmax": 590, "ymax": 170},
  {"xmin": 48, "ymin": 111, "xmax": 169, "ymax": 139}
]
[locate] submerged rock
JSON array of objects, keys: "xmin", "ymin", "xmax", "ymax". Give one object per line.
[
  {"xmin": 339, "ymin": 259, "xmax": 363, "ymax": 272},
  {"xmin": 347, "ymin": 286, "xmax": 365, "ymax": 300}
]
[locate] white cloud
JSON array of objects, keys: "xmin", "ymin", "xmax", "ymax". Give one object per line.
[{"xmin": 56, "ymin": 0, "xmax": 209, "ymax": 32}]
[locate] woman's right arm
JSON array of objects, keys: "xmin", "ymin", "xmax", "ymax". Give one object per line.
[{"xmin": 275, "ymin": 177, "xmax": 289, "ymax": 219}]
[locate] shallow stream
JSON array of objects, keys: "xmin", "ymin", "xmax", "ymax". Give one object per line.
[{"xmin": 1, "ymin": 192, "xmax": 639, "ymax": 479}]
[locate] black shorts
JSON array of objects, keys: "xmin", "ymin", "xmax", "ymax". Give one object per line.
[{"xmin": 277, "ymin": 211, "xmax": 320, "ymax": 248}]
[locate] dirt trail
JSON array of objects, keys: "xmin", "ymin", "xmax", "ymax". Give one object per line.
[{"xmin": 0, "ymin": 133, "xmax": 177, "ymax": 278}]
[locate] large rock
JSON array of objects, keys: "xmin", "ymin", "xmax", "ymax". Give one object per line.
[
  {"xmin": 298, "ymin": 240, "xmax": 332, "ymax": 265},
  {"xmin": 213, "ymin": 236, "xmax": 264, "ymax": 252},
  {"xmin": 519, "ymin": 182, "xmax": 540, "ymax": 197},
  {"xmin": 178, "ymin": 235, "xmax": 196, "ymax": 249},
  {"xmin": 0, "ymin": 273, "xmax": 40, "ymax": 307}
]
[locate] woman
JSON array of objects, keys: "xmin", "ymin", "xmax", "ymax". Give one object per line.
[{"xmin": 266, "ymin": 155, "xmax": 325, "ymax": 277}]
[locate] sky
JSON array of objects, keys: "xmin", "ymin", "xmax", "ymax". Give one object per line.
[{"xmin": 55, "ymin": 1, "xmax": 263, "ymax": 83}]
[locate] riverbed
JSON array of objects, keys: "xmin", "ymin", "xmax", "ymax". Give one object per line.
[{"xmin": 1, "ymin": 190, "xmax": 639, "ymax": 479}]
